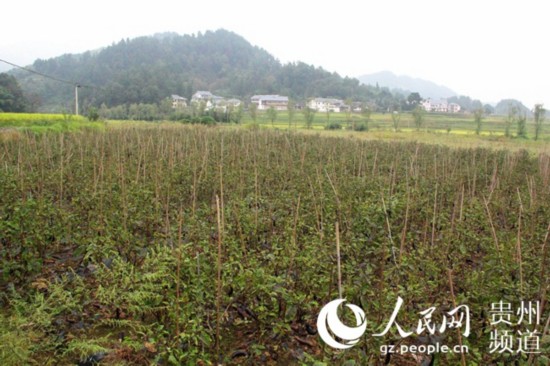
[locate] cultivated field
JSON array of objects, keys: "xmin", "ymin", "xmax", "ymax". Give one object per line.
[
  {"xmin": 0, "ymin": 113, "xmax": 104, "ymax": 135},
  {"xmin": 0, "ymin": 120, "xmax": 549, "ymax": 365},
  {"xmin": 241, "ymin": 110, "xmax": 550, "ymax": 155},
  {"xmin": 245, "ymin": 110, "xmax": 542, "ymax": 136}
]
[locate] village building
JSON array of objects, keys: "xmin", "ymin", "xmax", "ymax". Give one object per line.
[
  {"xmin": 190, "ymin": 91, "xmax": 240, "ymax": 111},
  {"xmin": 191, "ymin": 91, "xmax": 215, "ymax": 102},
  {"xmin": 171, "ymin": 94, "xmax": 187, "ymax": 109},
  {"xmin": 421, "ymin": 98, "xmax": 461, "ymax": 113},
  {"xmin": 250, "ymin": 95, "xmax": 289, "ymax": 110},
  {"xmin": 308, "ymin": 98, "xmax": 347, "ymax": 113}
]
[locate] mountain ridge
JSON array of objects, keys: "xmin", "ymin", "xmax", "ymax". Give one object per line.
[
  {"xmin": 7, "ymin": 29, "xmax": 530, "ymax": 114},
  {"xmin": 12, "ymin": 29, "xmax": 387, "ymax": 112},
  {"xmin": 357, "ymin": 71, "xmax": 457, "ymax": 100}
]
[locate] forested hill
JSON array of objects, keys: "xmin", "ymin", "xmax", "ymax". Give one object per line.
[{"xmin": 13, "ymin": 29, "xmax": 384, "ymax": 111}]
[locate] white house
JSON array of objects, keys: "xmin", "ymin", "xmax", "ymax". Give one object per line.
[
  {"xmin": 351, "ymin": 102, "xmax": 364, "ymax": 112},
  {"xmin": 250, "ymin": 95, "xmax": 289, "ymax": 110},
  {"xmin": 191, "ymin": 91, "xmax": 225, "ymax": 110},
  {"xmin": 191, "ymin": 91, "xmax": 215, "ymax": 102},
  {"xmin": 448, "ymin": 102, "xmax": 461, "ymax": 113},
  {"xmin": 421, "ymin": 99, "xmax": 445, "ymax": 112},
  {"xmin": 188, "ymin": 91, "xmax": 242, "ymax": 112},
  {"xmin": 308, "ymin": 98, "xmax": 346, "ymax": 113},
  {"xmin": 421, "ymin": 99, "xmax": 460, "ymax": 113},
  {"xmin": 171, "ymin": 95, "xmax": 187, "ymax": 109}
]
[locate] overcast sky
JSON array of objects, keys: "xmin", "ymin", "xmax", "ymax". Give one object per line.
[{"xmin": 1, "ymin": 0, "xmax": 548, "ymax": 107}]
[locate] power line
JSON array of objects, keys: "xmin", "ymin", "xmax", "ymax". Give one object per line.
[
  {"xmin": 0, "ymin": 58, "xmax": 102, "ymax": 90},
  {"xmin": 1, "ymin": 57, "xmax": 104, "ymax": 115}
]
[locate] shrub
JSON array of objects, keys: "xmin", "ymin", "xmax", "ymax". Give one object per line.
[
  {"xmin": 324, "ymin": 122, "xmax": 342, "ymax": 130},
  {"xmin": 197, "ymin": 116, "xmax": 216, "ymax": 125},
  {"xmin": 87, "ymin": 107, "xmax": 100, "ymax": 122},
  {"xmin": 353, "ymin": 122, "xmax": 368, "ymax": 131}
]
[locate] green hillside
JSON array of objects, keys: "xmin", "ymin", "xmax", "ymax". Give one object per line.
[{"xmin": 13, "ymin": 30, "xmax": 388, "ymax": 112}]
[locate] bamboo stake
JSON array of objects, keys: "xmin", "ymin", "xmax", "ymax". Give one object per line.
[
  {"xmin": 459, "ymin": 183, "xmax": 465, "ymax": 222},
  {"xmin": 254, "ymin": 155, "xmax": 259, "ymax": 234},
  {"xmin": 381, "ymin": 196, "xmax": 396, "ymax": 265},
  {"xmin": 325, "ymin": 169, "xmax": 340, "ymax": 206},
  {"xmin": 285, "ymin": 195, "xmax": 301, "ymax": 283},
  {"xmin": 219, "ymin": 136, "xmax": 225, "ymax": 233},
  {"xmin": 399, "ymin": 187, "xmax": 410, "ymax": 263},
  {"xmin": 538, "ymin": 221, "xmax": 550, "ymax": 301},
  {"xmin": 358, "ymin": 143, "xmax": 364, "ymax": 177},
  {"xmin": 482, "ymin": 197, "xmax": 501, "ymax": 257},
  {"xmin": 516, "ymin": 188, "xmax": 524, "ymax": 295},
  {"xmin": 336, "ymin": 222, "xmax": 342, "ymax": 299},
  {"xmin": 59, "ymin": 134, "xmax": 64, "ymax": 202},
  {"xmin": 447, "ymin": 269, "xmax": 467, "ymax": 366},
  {"xmin": 431, "ymin": 183, "xmax": 438, "ymax": 247},
  {"xmin": 371, "ymin": 149, "xmax": 378, "ymax": 176},
  {"xmin": 175, "ymin": 205, "xmax": 183, "ymax": 337},
  {"xmin": 215, "ymin": 195, "xmax": 223, "ymax": 362}
]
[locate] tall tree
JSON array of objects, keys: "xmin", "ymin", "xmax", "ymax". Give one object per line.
[
  {"xmin": 345, "ymin": 98, "xmax": 353, "ymax": 129},
  {"xmin": 198, "ymin": 101, "xmax": 207, "ymax": 117},
  {"xmin": 249, "ymin": 102, "xmax": 258, "ymax": 123},
  {"xmin": 233, "ymin": 104, "xmax": 244, "ymax": 124},
  {"xmin": 534, "ymin": 104, "xmax": 545, "ymax": 141},
  {"xmin": 412, "ymin": 105, "xmax": 425, "ymax": 131},
  {"xmin": 505, "ymin": 103, "xmax": 517, "ymax": 138},
  {"xmin": 474, "ymin": 108, "xmax": 484, "ymax": 135},
  {"xmin": 406, "ymin": 92, "xmax": 422, "ymax": 111},
  {"xmin": 0, "ymin": 73, "xmax": 29, "ymax": 112},
  {"xmin": 287, "ymin": 100, "xmax": 295, "ymax": 129},
  {"xmin": 325, "ymin": 109, "xmax": 331, "ymax": 126},
  {"xmin": 302, "ymin": 107, "xmax": 316, "ymax": 129},
  {"xmin": 361, "ymin": 104, "xmax": 371, "ymax": 131},
  {"xmin": 266, "ymin": 106, "xmax": 277, "ymax": 127},
  {"xmin": 391, "ymin": 105, "xmax": 401, "ymax": 132},
  {"xmin": 517, "ymin": 113, "xmax": 527, "ymax": 138}
]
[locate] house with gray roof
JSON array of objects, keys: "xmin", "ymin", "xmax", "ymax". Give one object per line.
[
  {"xmin": 171, "ymin": 94, "xmax": 187, "ymax": 109},
  {"xmin": 251, "ymin": 95, "xmax": 289, "ymax": 111}
]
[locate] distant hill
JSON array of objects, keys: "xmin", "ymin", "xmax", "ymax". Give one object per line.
[
  {"xmin": 12, "ymin": 29, "xmax": 386, "ymax": 112},
  {"xmin": 357, "ymin": 71, "xmax": 457, "ymax": 99},
  {"xmin": 0, "ymin": 64, "xmax": 12, "ymax": 73},
  {"xmin": 493, "ymin": 99, "xmax": 532, "ymax": 117}
]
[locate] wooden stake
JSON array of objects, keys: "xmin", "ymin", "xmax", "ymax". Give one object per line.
[
  {"xmin": 459, "ymin": 184, "xmax": 464, "ymax": 222},
  {"xmin": 516, "ymin": 188, "xmax": 524, "ymax": 295},
  {"xmin": 431, "ymin": 183, "xmax": 438, "ymax": 247},
  {"xmin": 381, "ymin": 196, "xmax": 396, "ymax": 265},
  {"xmin": 336, "ymin": 222, "xmax": 342, "ymax": 299},
  {"xmin": 447, "ymin": 269, "xmax": 467, "ymax": 366},
  {"xmin": 215, "ymin": 195, "xmax": 223, "ymax": 360},
  {"xmin": 482, "ymin": 197, "xmax": 501, "ymax": 257},
  {"xmin": 399, "ymin": 187, "xmax": 410, "ymax": 263},
  {"xmin": 175, "ymin": 205, "xmax": 183, "ymax": 337}
]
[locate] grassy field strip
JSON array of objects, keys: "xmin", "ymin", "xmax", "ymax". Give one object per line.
[{"xmin": 0, "ymin": 113, "xmax": 104, "ymax": 134}]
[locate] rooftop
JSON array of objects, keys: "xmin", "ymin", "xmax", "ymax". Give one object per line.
[{"xmin": 251, "ymin": 95, "xmax": 289, "ymax": 102}]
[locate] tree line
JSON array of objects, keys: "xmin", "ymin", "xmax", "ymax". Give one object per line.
[{"xmin": 0, "ymin": 73, "xmax": 30, "ymax": 112}]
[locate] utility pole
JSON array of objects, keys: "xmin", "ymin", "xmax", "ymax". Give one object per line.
[{"xmin": 75, "ymin": 84, "xmax": 80, "ymax": 115}]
